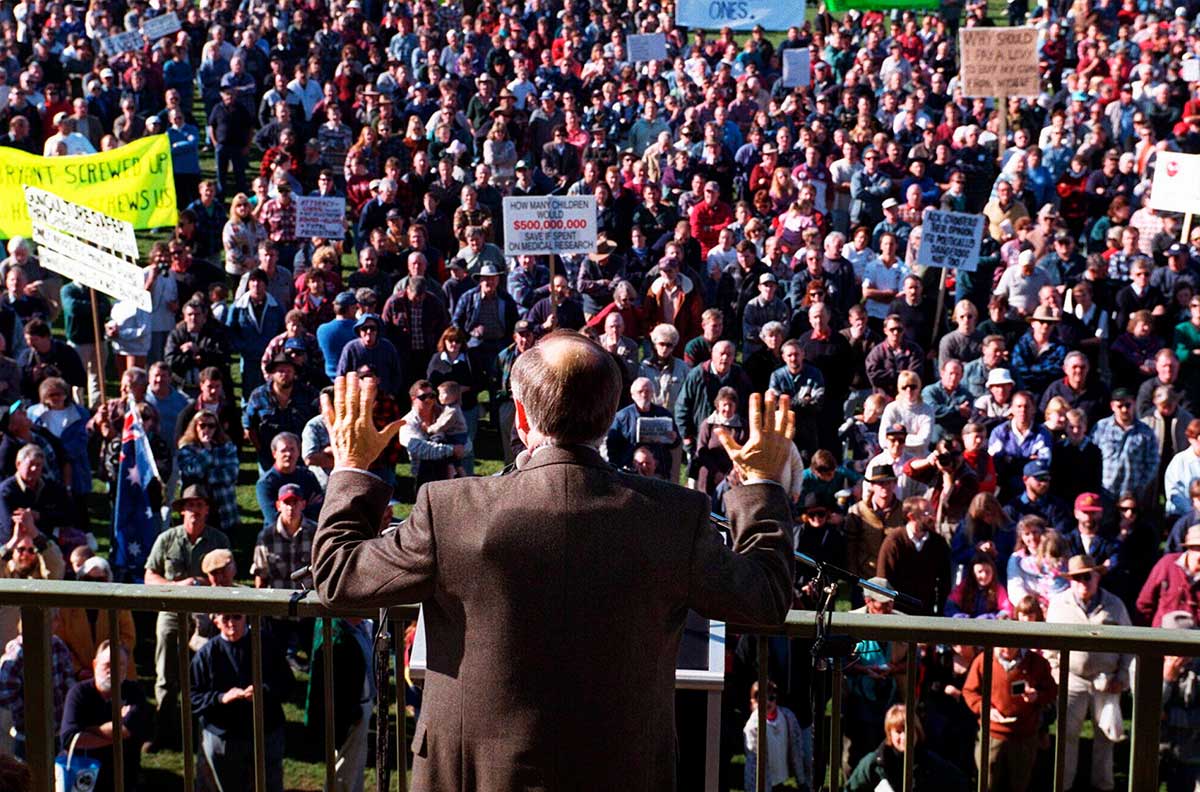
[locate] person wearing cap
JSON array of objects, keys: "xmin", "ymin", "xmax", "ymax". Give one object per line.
[
  {"xmin": 1008, "ymin": 305, "xmax": 1068, "ymax": 395},
  {"xmin": 244, "ymin": 351, "xmax": 319, "ymax": 472},
  {"xmin": 1090, "ymin": 387, "xmax": 1159, "ymax": 505},
  {"xmin": 259, "ymin": 174, "xmax": 301, "ymax": 265},
  {"xmin": 974, "ymin": 367, "xmax": 1016, "ymax": 426},
  {"xmin": 335, "ymin": 312, "xmax": 402, "ymax": 395},
  {"xmin": 252, "ymin": 481, "xmax": 316, "ymax": 654},
  {"xmin": 526, "ymin": 89, "xmax": 564, "ymax": 154},
  {"xmin": 42, "ymin": 110, "xmax": 95, "ymax": 157},
  {"xmin": 316, "ymin": 292, "xmax": 363, "ymax": 381},
  {"xmin": 143, "ymin": 484, "xmax": 230, "ymax": 752},
  {"xmin": 1138, "ymin": 523, "xmax": 1200, "ymax": 628},
  {"xmin": 994, "ymin": 249, "xmax": 1056, "ymax": 320},
  {"xmin": 741, "ymin": 272, "xmax": 790, "ymax": 357},
  {"xmin": 207, "ymin": 80, "xmax": 254, "ymax": 198},
  {"xmin": 1046, "ymin": 555, "xmax": 1133, "ymax": 792},
  {"xmin": 868, "ymin": 421, "xmax": 924, "ymax": 501},
  {"xmin": 1000, "ymin": 458, "xmax": 1071, "ymax": 534},
  {"xmin": 1064, "ymin": 492, "xmax": 1118, "ymax": 571},
  {"xmin": 450, "ymin": 259, "xmax": 519, "ymax": 362},
  {"xmin": 872, "ymin": 198, "xmax": 911, "ymax": 253},
  {"xmin": 844, "ymin": 462, "xmax": 905, "ymax": 588},
  {"xmin": 1151, "ymin": 241, "xmax": 1199, "ymax": 299}
]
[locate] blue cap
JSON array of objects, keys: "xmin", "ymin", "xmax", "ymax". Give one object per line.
[
  {"xmin": 1023, "ymin": 459, "xmax": 1051, "ymax": 479},
  {"xmin": 335, "ymin": 290, "xmax": 357, "ymax": 307},
  {"xmin": 354, "ymin": 313, "xmax": 383, "ymax": 331},
  {"xmin": 283, "ymin": 337, "xmax": 306, "ymax": 352}
]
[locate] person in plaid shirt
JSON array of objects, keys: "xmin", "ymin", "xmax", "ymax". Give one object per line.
[
  {"xmin": 259, "ymin": 175, "xmax": 300, "ymax": 265},
  {"xmin": 251, "ymin": 483, "xmax": 316, "ymax": 671},
  {"xmin": 0, "ymin": 618, "xmax": 73, "ymax": 757}
]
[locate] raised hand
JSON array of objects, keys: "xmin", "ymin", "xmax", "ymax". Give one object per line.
[
  {"xmin": 321, "ymin": 373, "xmax": 405, "ymax": 471},
  {"xmin": 713, "ymin": 392, "xmax": 795, "ymax": 483}
]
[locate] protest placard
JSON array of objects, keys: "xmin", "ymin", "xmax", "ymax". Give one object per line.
[
  {"xmin": 142, "ymin": 12, "xmax": 181, "ymax": 40},
  {"xmin": 674, "ymin": 0, "xmax": 796, "ymax": 30},
  {"xmin": 1185, "ymin": 59, "xmax": 1200, "ymax": 83},
  {"xmin": 782, "ymin": 49, "xmax": 811, "ymax": 88},
  {"xmin": 24, "ymin": 186, "xmax": 138, "ymax": 257},
  {"xmin": 959, "ymin": 27, "xmax": 1040, "ymax": 97},
  {"xmin": 295, "ymin": 196, "xmax": 347, "ymax": 239},
  {"xmin": 915, "ymin": 210, "xmax": 985, "ymax": 272},
  {"xmin": 0, "ymin": 136, "xmax": 177, "ymax": 238},
  {"xmin": 1150, "ymin": 151, "xmax": 1200, "ymax": 214},
  {"xmin": 32, "ymin": 227, "xmax": 149, "ymax": 310},
  {"xmin": 502, "ymin": 196, "xmax": 597, "ymax": 256},
  {"xmin": 102, "ymin": 30, "xmax": 143, "ymax": 57},
  {"xmin": 627, "ymin": 33, "xmax": 667, "ymax": 63}
]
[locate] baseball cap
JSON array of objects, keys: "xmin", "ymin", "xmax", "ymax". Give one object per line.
[
  {"xmin": 201, "ymin": 549, "xmax": 234, "ymax": 575},
  {"xmin": 277, "ymin": 483, "xmax": 305, "ymax": 503},
  {"xmin": 1023, "ymin": 459, "xmax": 1051, "ymax": 479},
  {"xmin": 758, "ymin": 272, "xmax": 777, "ymax": 285},
  {"xmin": 1169, "ymin": 242, "xmax": 1188, "ymax": 257},
  {"xmin": 283, "ymin": 337, "xmax": 306, "ymax": 352},
  {"xmin": 354, "ymin": 313, "xmax": 383, "ymax": 331},
  {"xmin": 514, "ymin": 319, "xmax": 533, "ymax": 334},
  {"xmin": 1074, "ymin": 492, "xmax": 1103, "ymax": 513},
  {"xmin": 884, "ymin": 423, "xmax": 908, "ymax": 437},
  {"xmin": 335, "ymin": 290, "xmax": 357, "ymax": 308}
]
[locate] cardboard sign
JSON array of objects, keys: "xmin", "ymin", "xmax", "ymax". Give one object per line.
[
  {"xmin": 1184, "ymin": 59, "xmax": 1200, "ymax": 84},
  {"xmin": 627, "ymin": 33, "xmax": 667, "ymax": 63},
  {"xmin": 502, "ymin": 196, "xmax": 597, "ymax": 256},
  {"xmin": 142, "ymin": 12, "xmax": 181, "ymax": 41},
  {"xmin": 24, "ymin": 186, "xmax": 138, "ymax": 257},
  {"xmin": 101, "ymin": 30, "xmax": 143, "ymax": 57},
  {"xmin": 1150, "ymin": 151, "xmax": 1200, "ymax": 214},
  {"xmin": 782, "ymin": 49, "xmax": 811, "ymax": 88},
  {"xmin": 294, "ymin": 196, "xmax": 347, "ymax": 239},
  {"xmin": 635, "ymin": 416, "xmax": 675, "ymax": 445},
  {"xmin": 915, "ymin": 210, "xmax": 985, "ymax": 272},
  {"xmin": 32, "ymin": 227, "xmax": 150, "ymax": 310},
  {"xmin": 674, "ymin": 0, "xmax": 797, "ymax": 31},
  {"xmin": 959, "ymin": 27, "xmax": 1040, "ymax": 97}
]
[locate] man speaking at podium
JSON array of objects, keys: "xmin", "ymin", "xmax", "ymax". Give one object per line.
[{"xmin": 312, "ymin": 331, "xmax": 795, "ymax": 790}]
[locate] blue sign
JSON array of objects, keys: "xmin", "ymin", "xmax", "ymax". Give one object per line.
[{"xmin": 674, "ymin": 0, "xmax": 799, "ymax": 30}]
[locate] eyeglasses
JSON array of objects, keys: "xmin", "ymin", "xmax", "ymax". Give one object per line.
[
  {"xmin": 1120, "ymin": 505, "xmax": 1138, "ymax": 513},
  {"xmin": 886, "ymin": 327, "xmax": 904, "ymax": 334},
  {"xmin": 13, "ymin": 546, "xmax": 35, "ymax": 554},
  {"xmin": 415, "ymin": 393, "xmax": 436, "ymax": 401},
  {"xmin": 900, "ymin": 384, "xmax": 918, "ymax": 390},
  {"xmin": 198, "ymin": 423, "xmax": 217, "ymax": 430}
]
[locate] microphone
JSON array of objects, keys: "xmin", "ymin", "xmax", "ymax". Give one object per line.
[{"xmin": 794, "ymin": 551, "xmax": 923, "ymax": 611}]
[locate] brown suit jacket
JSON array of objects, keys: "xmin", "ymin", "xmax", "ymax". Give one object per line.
[{"xmin": 312, "ymin": 444, "xmax": 793, "ymax": 791}]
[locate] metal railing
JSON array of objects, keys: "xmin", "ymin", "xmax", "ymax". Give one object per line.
[{"xmin": 3, "ymin": 579, "xmax": 1200, "ymax": 792}]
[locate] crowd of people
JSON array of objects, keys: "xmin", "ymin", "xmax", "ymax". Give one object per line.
[{"xmin": 0, "ymin": 0, "xmax": 1199, "ymax": 789}]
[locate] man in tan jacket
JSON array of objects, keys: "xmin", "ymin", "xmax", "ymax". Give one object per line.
[
  {"xmin": 313, "ymin": 331, "xmax": 796, "ymax": 791},
  {"xmin": 0, "ymin": 508, "xmax": 63, "ymax": 645},
  {"xmin": 844, "ymin": 462, "xmax": 905, "ymax": 605}
]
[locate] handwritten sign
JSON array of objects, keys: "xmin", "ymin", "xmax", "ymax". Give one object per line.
[
  {"xmin": 502, "ymin": 196, "xmax": 597, "ymax": 256},
  {"xmin": 627, "ymin": 33, "xmax": 667, "ymax": 63},
  {"xmin": 142, "ymin": 12, "xmax": 181, "ymax": 41},
  {"xmin": 915, "ymin": 210, "xmax": 985, "ymax": 272},
  {"xmin": 782, "ymin": 49, "xmax": 811, "ymax": 88},
  {"xmin": 674, "ymin": 0, "xmax": 797, "ymax": 31},
  {"xmin": 959, "ymin": 27, "xmax": 1040, "ymax": 98},
  {"xmin": 1150, "ymin": 151, "xmax": 1200, "ymax": 214},
  {"xmin": 294, "ymin": 196, "xmax": 347, "ymax": 239},
  {"xmin": 101, "ymin": 30, "xmax": 143, "ymax": 57},
  {"xmin": 24, "ymin": 186, "xmax": 138, "ymax": 257}
]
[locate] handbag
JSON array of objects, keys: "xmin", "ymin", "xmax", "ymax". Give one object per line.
[{"xmin": 55, "ymin": 732, "xmax": 101, "ymax": 792}]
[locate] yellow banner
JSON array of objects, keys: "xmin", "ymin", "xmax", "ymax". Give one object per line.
[{"xmin": 0, "ymin": 134, "xmax": 177, "ymax": 239}]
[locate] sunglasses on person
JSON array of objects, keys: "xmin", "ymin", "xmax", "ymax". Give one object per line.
[
  {"xmin": 13, "ymin": 546, "xmax": 35, "ymax": 555},
  {"xmin": 415, "ymin": 392, "xmax": 436, "ymax": 402},
  {"xmin": 886, "ymin": 326, "xmax": 904, "ymax": 334}
]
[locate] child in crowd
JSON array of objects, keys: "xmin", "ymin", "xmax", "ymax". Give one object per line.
[
  {"xmin": 428, "ymin": 381, "xmax": 469, "ymax": 478},
  {"xmin": 743, "ymin": 680, "xmax": 810, "ymax": 792}
]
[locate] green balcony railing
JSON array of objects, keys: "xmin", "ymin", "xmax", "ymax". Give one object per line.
[{"xmin": 3, "ymin": 579, "xmax": 1200, "ymax": 792}]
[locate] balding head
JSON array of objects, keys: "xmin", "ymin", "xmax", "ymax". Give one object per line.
[{"xmin": 511, "ymin": 331, "xmax": 622, "ymax": 446}]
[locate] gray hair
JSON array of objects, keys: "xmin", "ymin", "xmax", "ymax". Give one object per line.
[
  {"xmin": 649, "ymin": 323, "xmax": 679, "ymax": 346},
  {"xmin": 270, "ymin": 432, "xmax": 300, "ymax": 453},
  {"xmin": 760, "ymin": 321, "xmax": 785, "ymax": 340},
  {"xmin": 16, "ymin": 445, "xmax": 45, "ymax": 465}
]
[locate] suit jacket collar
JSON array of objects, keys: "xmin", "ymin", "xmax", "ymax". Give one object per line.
[{"xmin": 516, "ymin": 443, "xmax": 609, "ymax": 473}]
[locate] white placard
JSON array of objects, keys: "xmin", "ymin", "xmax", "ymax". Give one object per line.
[
  {"xmin": 294, "ymin": 196, "xmax": 347, "ymax": 239},
  {"xmin": 915, "ymin": 210, "xmax": 985, "ymax": 272},
  {"xmin": 1185, "ymin": 59, "xmax": 1200, "ymax": 83},
  {"xmin": 24, "ymin": 186, "xmax": 138, "ymax": 257},
  {"xmin": 142, "ymin": 12, "xmax": 181, "ymax": 41},
  {"xmin": 502, "ymin": 196, "xmax": 598, "ymax": 256},
  {"xmin": 959, "ymin": 27, "xmax": 1040, "ymax": 97},
  {"xmin": 34, "ymin": 230, "xmax": 150, "ymax": 311},
  {"xmin": 782, "ymin": 49, "xmax": 811, "ymax": 88},
  {"xmin": 674, "ymin": 0, "xmax": 797, "ymax": 31},
  {"xmin": 627, "ymin": 33, "xmax": 667, "ymax": 63},
  {"xmin": 101, "ymin": 30, "xmax": 144, "ymax": 57},
  {"xmin": 1150, "ymin": 151, "xmax": 1200, "ymax": 214}
]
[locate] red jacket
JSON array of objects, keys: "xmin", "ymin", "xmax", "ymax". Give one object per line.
[
  {"xmin": 1136, "ymin": 553, "xmax": 1200, "ymax": 627},
  {"xmin": 689, "ymin": 199, "xmax": 733, "ymax": 258},
  {"xmin": 963, "ymin": 650, "xmax": 1057, "ymax": 740}
]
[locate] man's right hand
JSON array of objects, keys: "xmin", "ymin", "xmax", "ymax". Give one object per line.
[{"xmin": 714, "ymin": 392, "xmax": 795, "ymax": 482}]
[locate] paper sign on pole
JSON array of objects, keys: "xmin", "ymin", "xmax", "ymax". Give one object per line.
[
  {"xmin": 24, "ymin": 186, "xmax": 138, "ymax": 257},
  {"xmin": 959, "ymin": 27, "xmax": 1040, "ymax": 98},
  {"xmin": 294, "ymin": 196, "xmax": 347, "ymax": 239},
  {"xmin": 1150, "ymin": 151, "xmax": 1200, "ymax": 214},
  {"xmin": 1184, "ymin": 59, "xmax": 1200, "ymax": 83},
  {"xmin": 502, "ymin": 196, "xmax": 598, "ymax": 256},
  {"xmin": 142, "ymin": 12, "xmax": 181, "ymax": 41},
  {"xmin": 674, "ymin": 0, "xmax": 797, "ymax": 31},
  {"xmin": 101, "ymin": 30, "xmax": 143, "ymax": 57},
  {"xmin": 915, "ymin": 210, "xmax": 985, "ymax": 272},
  {"xmin": 782, "ymin": 49, "xmax": 811, "ymax": 88},
  {"xmin": 627, "ymin": 33, "xmax": 667, "ymax": 63}
]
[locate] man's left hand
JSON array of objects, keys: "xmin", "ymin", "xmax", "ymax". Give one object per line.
[{"xmin": 322, "ymin": 374, "xmax": 406, "ymax": 470}]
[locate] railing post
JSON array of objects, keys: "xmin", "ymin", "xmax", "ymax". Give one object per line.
[
  {"xmin": 755, "ymin": 635, "xmax": 768, "ymax": 792},
  {"xmin": 830, "ymin": 665, "xmax": 843, "ymax": 792},
  {"xmin": 177, "ymin": 612, "xmax": 194, "ymax": 792},
  {"xmin": 978, "ymin": 646, "xmax": 992, "ymax": 792},
  {"xmin": 20, "ymin": 606, "xmax": 53, "ymax": 792},
  {"xmin": 323, "ymin": 618, "xmax": 336, "ymax": 792},
  {"xmin": 108, "ymin": 610, "xmax": 124, "ymax": 792},
  {"xmin": 395, "ymin": 615, "xmax": 408, "ymax": 792},
  {"xmin": 1053, "ymin": 648, "xmax": 1070, "ymax": 792},
  {"xmin": 903, "ymin": 642, "xmax": 917, "ymax": 792},
  {"xmin": 1129, "ymin": 653, "xmax": 1163, "ymax": 792},
  {"xmin": 251, "ymin": 614, "xmax": 267, "ymax": 792}
]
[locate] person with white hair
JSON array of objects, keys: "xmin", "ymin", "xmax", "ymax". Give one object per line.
[{"xmin": 605, "ymin": 376, "xmax": 681, "ymax": 478}]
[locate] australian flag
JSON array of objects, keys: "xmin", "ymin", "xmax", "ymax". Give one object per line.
[{"xmin": 114, "ymin": 397, "xmax": 161, "ymax": 581}]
